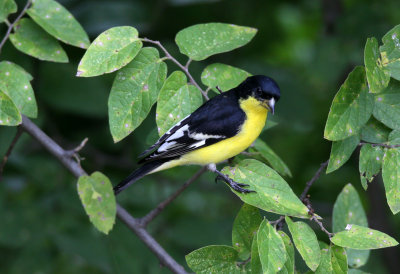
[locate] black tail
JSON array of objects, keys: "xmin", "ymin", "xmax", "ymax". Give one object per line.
[{"xmin": 113, "ymin": 160, "xmax": 166, "ymax": 195}]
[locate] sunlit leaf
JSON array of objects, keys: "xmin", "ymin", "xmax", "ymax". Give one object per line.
[
  {"xmin": 27, "ymin": 0, "xmax": 90, "ymax": 48},
  {"xmin": 330, "ymin": 245, "xmax": 348, "ymax": 273},
  {"xmin": 257, "ymin": 219, "xmax": 286, "ymax": 273},
  {"xmin": 285, "ymin": 217, "xmax": 321, "ymax": 271},
  {"xmin": 10, "ymin": 18, "xmax": 68, "ymax": 63},
  {"xmin": 77, "ymin": 26, "xmax": 142, "ymax": 77},
  {"xmin": 0, "ymin": 89, "xmax": 21, "ymax": 126},
  {"xmin": 175, "ymin": 23, "xmax": 257, "ymax": 61},
  {"xmin": 364, "ymin": 37, "xmax": 390, "ymax": 93},
  {"xmin": 380, "ymin": 24, "xmax": 400, "ymax": 80},
  {"xmin": 360, "ymin": 117, "xmax": 391, "ymax": 143},
  {"xmin": 0, "ymin": 61, "xmax": 37, "ymax": 118},
  {"xmin": 315, "ymin": 246, "xmax": 332, "ymax": 274},
  {"xmin": 109, "ymin": 47, "xmax": 167, "ymax": 142},
  {"xmin": 333, "ymin": 183, "xmax": 370, "ymax": 268},
  {"xmin": 324, "ymin": 66, "xmax": 374, "ymax": 141},
  {"xmin": 201, "ymin": 63, "xmax": 251, "ymax": 93},
  {"xmin": 331, "ymin": 224, "xmax": 398, "ymax": 249},
  {"xmin": 326, "ymin": 135, "xmax": 360, "ymax": 174},
  {"xmin": 222, "ymin": 159, "xmax": 309, "ymax": 218},
  {"xmin": 156, "ymin": 71, "xmax": 203, "ymax": 136},
  {"xmin": 373, "ymin": 79, "xmax": 400, "ymax": 130},
  {"xmin": 0, "ymin": 0, "xmax": 17, "ymax": 22},
  {"xmin": 382, "ymin": 148, "xmax": 400, "ymax": 214},
  {"xmin": 77, "ymin": 172, "xmax": 116, "ymax": 234},
  {"xmin": 251, "ymin": 233, "xmax": 262, "ymax": 274},
  {"xmin": 277, "ymin": 231, "xmax": 295, "ymax": 274},
  {"xmin": 232, "ymin": 203, "xmax": 262, "ymax": 260},
  {"xmin": 359, "ymin": 144, "xmax": 383, "ymax": 190}
]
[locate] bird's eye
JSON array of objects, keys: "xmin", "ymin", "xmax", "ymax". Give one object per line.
[{"xmin": 264, "ymin": 94, "xmax": 272, "ymax": 100}]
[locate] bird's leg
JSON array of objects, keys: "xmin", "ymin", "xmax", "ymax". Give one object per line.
[{"xmin": 207, "ymin": 164, "xmax": 255, "ymax": 194}]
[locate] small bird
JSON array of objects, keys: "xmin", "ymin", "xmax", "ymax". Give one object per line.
[{"xmin": 114, "ymin": 75, "xmax": 281, "ymax": 195}]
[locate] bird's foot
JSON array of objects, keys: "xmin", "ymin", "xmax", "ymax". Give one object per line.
[{"xmin": 213, "ymin": 170, "xmax": 255, "ymax": 194}]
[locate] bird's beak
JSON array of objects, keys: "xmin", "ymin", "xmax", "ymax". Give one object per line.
[{"xmin": 267, "ymin": 98, "xmax": 275, "ymax": 115}]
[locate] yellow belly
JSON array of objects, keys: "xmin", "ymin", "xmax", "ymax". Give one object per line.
[{"xmin": 151, "ymin": 97, "xmax": 268, "ymax": 173}]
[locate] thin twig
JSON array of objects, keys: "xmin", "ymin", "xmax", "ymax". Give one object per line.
[
  {"xmin": 299, "ymin": 160, "xmax": 329, "ymax": 201},
  {"xmin": 141, "ymin": 38, "xmax": 209, "ymax": 100},
  {"xmin": 0, "ymin": 0, "xmax": 31, "ymax": 54},
  {"xmin": 19, "ymin": 115, "xmax": 187, "ymax": 274},
  {"xmin": 359, "ymin": 142, "xmax": 400, "ymax": 149},
  {"xmin": 64, "ymin": 137, "xmax": 89, "ymax": 164},
  {"xmin": 140, "ymin": 167, "xmax": 207, "ymax": 227},
  {"xmin": 310, "ymin": 215, "xmax": 334, "ymax": 238},
  {"xmin": 0, "ymin": 127, "xmax": 23, "ymax": 181},
  {"xmin": 184, "ymin": 58, "xmax": 192, "ymax": 69}
]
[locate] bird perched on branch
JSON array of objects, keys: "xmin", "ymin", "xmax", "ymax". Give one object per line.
[{"xmin": 114, "ymin": 75, "xmax": 280, "ymax": 195}]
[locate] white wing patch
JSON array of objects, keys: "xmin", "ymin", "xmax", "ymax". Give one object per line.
[
  {"xmin": 188, "ymin": 132, "xmax": 225, "ymax": 140},
  {"xmin": 167, "ymin": 125, "xmax": 189, "ymax": 141},
  {"xmin": 189, "ymin": 140, "xmax": 206, "ymax": 148}
]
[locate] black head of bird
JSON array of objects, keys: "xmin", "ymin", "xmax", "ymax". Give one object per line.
[{"xmin": 236, "ymin": 75, "xmax": 281, "ymax": 114}]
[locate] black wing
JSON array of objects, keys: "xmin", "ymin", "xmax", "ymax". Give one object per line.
[{"xmin": 139, "ymin": 91, "xmax": 246, "ymax": 164}]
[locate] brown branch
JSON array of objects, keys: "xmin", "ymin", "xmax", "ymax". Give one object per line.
[
  {"xmin": 140, "ymin": 38, "xmax": 209, "ymax": 100},
  {"xmin": 140, "ymin": 166, "xmax": 207, "ymax": 227},
  {"xmin": 19, "ymin": 116, "xmax": 188, "ymax": 274},
  {"xmin": 299, "ymin": 160, "xmax": 329, "ymax": 201},
  {"xmin": 0, "ymin": 126, "xmax": 23, "ymax": 181},
  {"xmin": 359, "ymin": 142, "xmax": 400, "ymax": 149},
  {"xmin": 310, "ymin": 215, "xmax": 333, "ymax": 238},
  {"xmin": 0, "ymin": 0, "xmax": 31, "ymax": 54}
]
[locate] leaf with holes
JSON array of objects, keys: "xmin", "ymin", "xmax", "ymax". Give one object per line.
[
  {"xmin": 185, "ymin": 245, "xmax": 243, "ymax": 273},
  {"xmin": 0, "ymin": 0, "xmax": 17, "ymax": 22},
  {"xmin": 0, "ymin": 89, "xmax": 21, "ymax": 126},
  {"xmin": 77, "ymin": 172, "xmax": 116, "ymax": 234},
  {"xmin": 333, "ymin": 183, "xmax": 370, "ymax": 268},
  {"xmin": 257, "ymin": 219, "xmax": 286, "ymax": 273},
  {"xmin": 201, "ymin": 63, "xmax": 251, "ymax": 93},
  {"xmin": 361, "ymin": 117, "xmax": 391, "ymax": 144},
  {"xmin": 326, "ymin": 135, "xmax": 360, "ymax": 174},
  {"xmin": 250, "ymin": 139, "xmax": 292, "ymax": 177},
  {"xmin": 364, "ymin": 37, "xmax": 390, "ymax": 93},
  {"xmin": 277, "ymin": 231, "xmax": 295, "ymax": 274},
  {"xmin": 10, "ymin": 18, "xmax": 68, "ymax": 63},
  {"xmin": 27, "ymin": 0, "xmax": 89, "ymax": 48},
  {"xmin": 175, "ymin": 23, "xmax": 257, "ymax": 61},
  {"xmin": 108, "ymin": 47, "xmax": 167, "ymax": 142},
  {"xmin": 77, "ymin": 26, "xmax": 142, "ymax": 77},
  {"xmin": 232, "ymin": 203, "xmax": 262, "ymax": 260},
  {"xmin": 156, "ymin": 71, "xmax": 203, "ymax": 136},
  {"xmin": 331, "ymin": 225, "xmax": 398, "ymax": 249},
  {"xmin": 382, "ymin": 148, "xmax": 400, "ymax": 214},
  {"xmin": 373, "ymin": 79, "xmax": 400, "ymax": 130},
  {"xmin": 222, "ymin": 159, "xmax": 309, "ymax": 218},
  {"xmin": 380, "ymin": 24, "xmax": 400, "ymax": 81},
  {"xmin": 0, "ymin": 61, "xmax": 37, "ymax": 118},
  {"xmin": 286, "ymin": 216, "xmax": 321, "ymax": 271},
  {"xmin": 324, "ymin": 66, "xmax": 374, "ymax": 141},
  {"xmin": 359, "ymin": 144, "xmax": 384, "ymax": 190}
]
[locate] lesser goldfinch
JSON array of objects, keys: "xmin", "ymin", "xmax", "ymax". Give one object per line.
[{"xmin": 114, "ymin": 75, "xmax": 280, "ymax": 195}]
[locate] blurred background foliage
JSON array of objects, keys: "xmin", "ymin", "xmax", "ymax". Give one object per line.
[{"xmin": 1, "ymin": 0, "xmax": 400, "ymax": 273}]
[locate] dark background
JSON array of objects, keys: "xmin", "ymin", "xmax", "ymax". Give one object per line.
[{"xmin": 1, "ymin": 0, "xmax": 399, "ymax": 273}]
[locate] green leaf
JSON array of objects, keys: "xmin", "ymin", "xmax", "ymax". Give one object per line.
[
  {"xmin": 77, "ymin": 172, "xmax": 116, "ymax": 234},
  {"xmin": 108, "ymin": 47, "xmax": 167, "ymax": 142},
  {"xmin": 373, "ymin": 79, "xmax": 400, "ymax": 130},
  {"xmin": 0, "ymin": 90, "xmax": 21, "ymax": 126},
  {"xmin": 0, "ymin": 61, "xmax": 37, "ymax": 118},
  {"xmin": 333, "ymin": 183, "xmax": 370, "ymax": 268},
  {"xmin": 0, "ymin": 0, "xmax": 17, "ymax": 22},
  {"xmin": 382, "ymin": 148, "xmax": 400, "ymax": 214},
  {"xmin": 232, "ymin": 203, "xmax": 262, "ymax": 260},
  {"xmin": 9, "ymin": 18, "xmax": 68, "ymax": 63},
  {"xmin": 326, "ymin": 135, "xmax": 360, "ymax": 174},
  {"xmin": 380, "ymin": 24, "xmax": 400, "ymax": 81},
  {"xmin": 285, "ymin": 217, "xmax": 321, "ymax": 271},
  {"xmin": 156, "ymin": 71, "xmax": 203, "ymax": 136},
  {"xmin": 277, "ymin": 231, "xmax": 295, "ymax": 274},
  {"xmin": 185, "ymin": 245, "xmax": 242, "ymax": 273},
  {"xmin": 364, "ymin": 37, "xmax": 390, "ymax": 93},
  {"xmin": 388, "ymin": 129, "xmax": 400, "ymax": 145},
  {"xmin": 324, "ymin": 66, "xmax": 374, "ymax": 141},
  {"xmin": 331, "ymin": 224, "xmax": 398, "ymax": 249},
  {"xmin": 360, "ymin": 117, "xmax": 391, "ymax": 143},
  {"xmin": 221, "ymin": 159, "xmax": 309, "ymax": 218},
  {"xmin": 27, "ymin": 0, "xmax": 90, "ymax": 48},
  {"xmin": 201, "ymin": 63, "xmax": 251, "ymax": 93},
  {"xmin": 175, "ymin": 23, "xmax": 257, "ymax": 61},
  {"xmin": 330, "ymin": 245, "xmax": 348, "ymax": 274},
  {"xmin": 348, "ymin": 269, "xmax": 370, "ymax": 274},
  {"xmin": 251, "ymin": 233, "xmax": 262, "ymax": 274},
  {"xmin": 250, "ymin": 139, "xmax": 292, "ymax": 177},
  {"xmin": 77, "ymin": 26, "xmax": 142, "ymax": 77},
  {"xmin": 315, "ymin": 246, "xmax": 333, "ymax": 274},
  {"xmin": 359, "ymin": 144, "xmax": 383, "ymax": 190}
]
